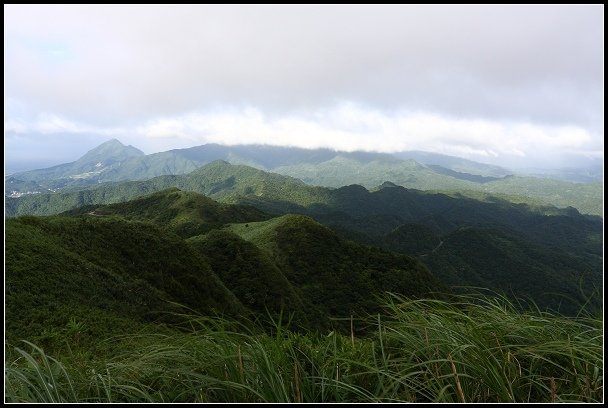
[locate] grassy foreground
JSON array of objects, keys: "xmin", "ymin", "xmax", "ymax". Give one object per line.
[{"xmin": 5, "ymin": 294, "xmax": 603, "ymax": 403}]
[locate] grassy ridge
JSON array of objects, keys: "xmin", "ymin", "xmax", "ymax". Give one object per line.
[
  {"xmin": 5, "ymin": 215, "xmax": 245, "ymax": 347},
  {"xmin": 63, "ymin": 187, "xmax": 270, "ymax": 238},
  {"xmin": 5, "ymin": 294, "xmax": 602, "ymax": 403},
  {"xmin": 6, "ymin": 195, "xmax": 445, "ymax": 343}
]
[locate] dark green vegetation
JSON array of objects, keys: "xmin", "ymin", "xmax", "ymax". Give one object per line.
[
  {"xmin": 5, "ymin": 181, "xmax": 603, "ymax": 402},
  {"xmin": 8, "ymin": 140, "xmax": 602, "ymax": 215},
  {"xmin": 5, "ymin": 213, "xmax": 245, "ymax": 346},
  {"xmin": 7, "ymin": 162, "xmax": 602, "ymax": 314},
  {"xmin": 226, "ymin": 215, "xmax": 444, "ymax": 323},
  {"xmin": 422, "ymin": 227, "xmax": 601, "ymax": 315},
  {"xmin": 63, "ymin": 188, "xmax": 271, "ymax": 238},
  {"xmin": 5, "ymin": 295, "xmax": 602, "ymax": 403},
  {"xmin": 6, "ymin": 189, "xmax": 443, "ymax": 343}
]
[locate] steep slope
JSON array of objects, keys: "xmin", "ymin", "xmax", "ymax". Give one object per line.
[
  {"xmin": 6, "ymin": 193, "xmax": 447, "ymax": 340},
  {"xmin": 421, "ymin": 227, "xmax": 602, "ymax": 315},
  {"xmin": 5, "ymin": 215, "xmax": 245, "ymax": 345},
  {"xmin": 8, "ymin": 139, "xmax": 144, "ymax": 190},
  {"xmin": 187, "ymin": 230, "xmax": 308, "ymax": 326},
  {"xmin": 227, "ymin": 215, "xmax": 447, "ymax": 326}
]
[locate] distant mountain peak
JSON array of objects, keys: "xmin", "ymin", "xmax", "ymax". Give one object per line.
[
  {"xmin": 78, "ymin": 139, "xmax": 144, "ymax": 164},
  {"xmin": 103, "ymin": 138, "xmax": 124, "ymax": 145}
]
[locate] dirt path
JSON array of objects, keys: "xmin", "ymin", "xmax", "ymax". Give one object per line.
[
  {"xmin": 420, "ymin": 240, "xmax": 443, "ymax": 258},
  {"xmin": 431, "ymin": 240, "xmax": 443, "ymax": 253}
]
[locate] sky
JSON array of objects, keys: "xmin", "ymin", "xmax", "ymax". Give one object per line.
[{"xmin": 4, "ymin": 4, "xmax": 604, "ymax": 172}]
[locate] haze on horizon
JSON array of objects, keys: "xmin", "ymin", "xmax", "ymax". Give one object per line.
[{"xmin": 4, "ymin": 4, "xmax": 604, "ymax": 173}]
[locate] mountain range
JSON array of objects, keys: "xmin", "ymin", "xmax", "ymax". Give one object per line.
[
  {"xmin": 6, "ymin": 158, "xmax": 602, "ymax": 315},
  {"xmin": 6, "ymin": 139, "xmax": 603, "ymax": 215}
]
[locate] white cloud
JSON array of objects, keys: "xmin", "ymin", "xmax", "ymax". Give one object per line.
[
  {"xmin": 4, "ymin": 5, "xmax": 603, "ymax": 169},
  {"xmin": 4, "ymin": 5, "xmax": 603, "ymax": 127},
  {"xmin": 133, "ymin": 105, "xmax": 597, "ymax": 164},
  {"xmin": 5, "ymin": 112, "xmax": 127, "ymax": 137},
  {"xmin": 5, "ymin": 103, "xmax": 601, "ymax": 169}
]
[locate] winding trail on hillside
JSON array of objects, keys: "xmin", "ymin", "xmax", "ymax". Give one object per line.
[
  {"xmin": 420, "ymin": 240, "xmax": 443, "ymax": 258},
  {"xmin": 431, "ymin": 240, "xmax": 444, "ymax": 253}
]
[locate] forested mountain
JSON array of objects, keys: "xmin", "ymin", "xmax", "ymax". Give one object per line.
[
  {"xmin": 5, "ymin": 214, "xmax": 245, "ymax": 343},
  {"xmin": 7, "ymin": 140, "xmax": 603, "ymax": 215},
  {"xmin": 6, "ymin": 189, "xmax": 443, "ymax": 343},
  {"xmin": 389, "ymin": 225, "xmax": 601, "ymax": 315},
  {"xmin": 273, "ymin": 158, "xmax": 602, "ymax": 216}
]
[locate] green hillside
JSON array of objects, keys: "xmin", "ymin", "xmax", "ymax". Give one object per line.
[
  {"xmin": 416, "ymin": 227, "xmax": 601, "ymax": 315},
  {"xmin": 6, "ymin": 161, "xmax": 331, "ymax": 218},
  {"xmin": 187, "ymin": 230, "xmax": 308, "ymax": 325},
  {"xmin": 273, "ymin": 157, "xmax": 603, "ymax": 216},
  {"xmin": 394, "ymin": 150, "xmax": 513, "ymax": 177},
  {"xmin": 9, "ymin": 139, "xmax": 144, "ymax": 189},
  {"xmin": 9, "ymin": 162, "xmax": 600, "ymax": 256},
  {"xmin": 5, "ymin": 190, "xmax": 602, "ymax": 403},
  {"xmin": 5, "ymin": 215, "xmax": 245, "ymax": 347},
  {"xmin": 63, "ymin": 188, "xmax": 270, "ymax": 238},
  {"xmin": 227, "ymin": 214, "xmax": 445, "ymax": 324},
  {"xmin": 7, "ymin": 190, "xmax": 446, "ymax": 341}
]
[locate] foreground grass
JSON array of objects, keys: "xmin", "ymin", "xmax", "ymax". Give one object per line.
[{"xmin": 5, "ymin": 294, "xmax": 603, "ymax": 403}]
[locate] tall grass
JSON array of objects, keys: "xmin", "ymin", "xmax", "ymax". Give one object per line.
[{"xmin": 5, "ymin": 294, "xmax": 602, "ymax": 403}]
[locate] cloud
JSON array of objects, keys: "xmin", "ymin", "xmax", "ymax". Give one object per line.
[
  {"xmin": 133, "ymin": 105, "xmax": 597, "ymax": 165},
  {"xmin": 5, "ymin": 103, "xmax": 601, "ymax": 169},
  {"xmin": 4, "ymin": 5, "xmax": 604, "ymax": 169},
  {"xmin": 4, "ymin": 5, "xmax": 603, "ymax": 125},
  {"xmin": 5, "ymin": 112, "xmax": 125, "ymax": 136}
]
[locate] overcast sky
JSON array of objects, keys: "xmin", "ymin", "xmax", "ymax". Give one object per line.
[{"xmin": 4, "ymin": 4, "xmax": 604, "ymax": 171}]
